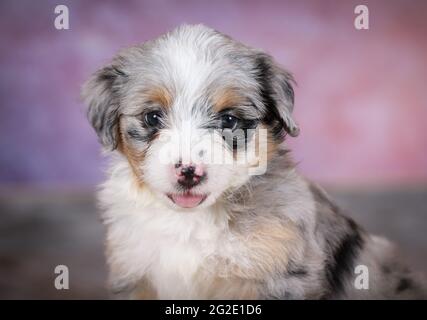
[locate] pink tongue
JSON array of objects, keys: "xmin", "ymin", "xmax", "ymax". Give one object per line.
[{"xmin": 171, "ymin": 193, "xmax": 205, "ymax": 208}]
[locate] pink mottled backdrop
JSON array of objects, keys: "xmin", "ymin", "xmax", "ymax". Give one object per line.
[{"xmin": 0, "ymin": 0, "xmax": 426, "ymax": 188}]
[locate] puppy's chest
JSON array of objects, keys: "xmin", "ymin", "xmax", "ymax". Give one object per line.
[
  {"xmin": 117, "ymin": 210, "xmax": 231, "ymax": 299},
  {"xmin": 147, "ymin": 237, "xmax": 218, "ymax": 298}
]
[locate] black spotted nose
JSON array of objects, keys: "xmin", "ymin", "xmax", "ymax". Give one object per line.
[
  {"xmin": 181, "ymin": 165, "xmax": 195, "ymax": 178},
  {"xmin": 174, "ymin": 162, "xmax": 206, "ymax": 189}
]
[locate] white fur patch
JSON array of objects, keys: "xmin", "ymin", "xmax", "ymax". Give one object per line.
[{"xmin": 100, "ymin": 156, "xmax": 240, "ymax": 298}]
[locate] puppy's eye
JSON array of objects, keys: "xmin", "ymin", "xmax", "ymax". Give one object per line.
[
  {"xmin": 221, "ymin": 114, "xmax": 239, "ymax": 130},
  {"xmin": 144, "ymin": 111, "xmax": 163, "ymax": 127}
]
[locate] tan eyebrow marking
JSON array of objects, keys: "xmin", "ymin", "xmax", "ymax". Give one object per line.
[
  {"xmin": 212, "ymin": 88, "xmax": 246, "ymax": 112},
  {"xmin": 144, "ymin": 86, "xmax": 174, "ymax": 108}
]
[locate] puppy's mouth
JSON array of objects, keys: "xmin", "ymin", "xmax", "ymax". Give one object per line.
[{"xmin": 167, "ymin": 192, "xmax": 208, "ymax": 208}]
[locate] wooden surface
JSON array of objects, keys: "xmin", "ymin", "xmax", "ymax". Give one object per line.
[{"xmin": 0, "ymin": 188, "xmax": 426, "ymax": 299}]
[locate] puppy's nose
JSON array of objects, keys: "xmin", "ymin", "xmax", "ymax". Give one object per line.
[
  {"xmin": 181, "ymin": 165, "xmax": 195, "ymax": 178},
  {"xmin": 175, "ymin": 162, "xmax": 206, "ymax": 189}
]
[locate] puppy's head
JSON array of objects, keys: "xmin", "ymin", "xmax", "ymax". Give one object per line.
[{"xmin": 83, "ymin": 24, "xmax": 299, "ymax": 210}]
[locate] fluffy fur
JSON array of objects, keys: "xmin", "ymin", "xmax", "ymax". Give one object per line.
[{"xmin": 82, "ymin": 24, "xmax": 426, "ymax": 299}]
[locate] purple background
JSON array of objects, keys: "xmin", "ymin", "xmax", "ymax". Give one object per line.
[{"xmin": 1, "ymin": 0, "xmax": 426, "ymax": 188}]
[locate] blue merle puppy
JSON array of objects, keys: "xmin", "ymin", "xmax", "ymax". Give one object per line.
[{"xmin": 82, "ymin": 24, "xmax": 427, "ymax": 299}]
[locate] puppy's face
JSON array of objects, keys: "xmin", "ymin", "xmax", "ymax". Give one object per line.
[{"xmin": 83, "ymin": 25, "xmax": 299, "ymax": 210}]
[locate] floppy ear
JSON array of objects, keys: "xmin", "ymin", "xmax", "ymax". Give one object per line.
[
  {"xmin": 82, "ymin": 63, "xmax": 128, "ymax": 150},
  {"xmin": 254, "ymin": 53, "xmax": 300, "ymax": 138}
]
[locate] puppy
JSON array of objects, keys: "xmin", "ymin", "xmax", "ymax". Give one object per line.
[{"xmin": 82, "ymin": 24, "xmax": 426, "ymax": 299}]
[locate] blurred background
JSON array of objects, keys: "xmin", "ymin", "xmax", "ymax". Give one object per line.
[{"xmin": 0, "ymin": 0, "xmax": 426, "ymax": 299}]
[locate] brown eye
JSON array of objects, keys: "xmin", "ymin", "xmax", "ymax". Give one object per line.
[
  {"xmin": 221, "ymin": 114, "xmax": 239, "ymax": 130},
  {"xmin": 144, "ymin": 111, "xmax": 163, "ymax": 127}
]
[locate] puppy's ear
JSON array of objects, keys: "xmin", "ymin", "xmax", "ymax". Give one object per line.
[
  {"xmin": 254, "ymin": 53, "xmax": 300, "ymax": 138},
  {"xmin": 82, "ymin": 62, "xmax": 128, "ymax": 150}
]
